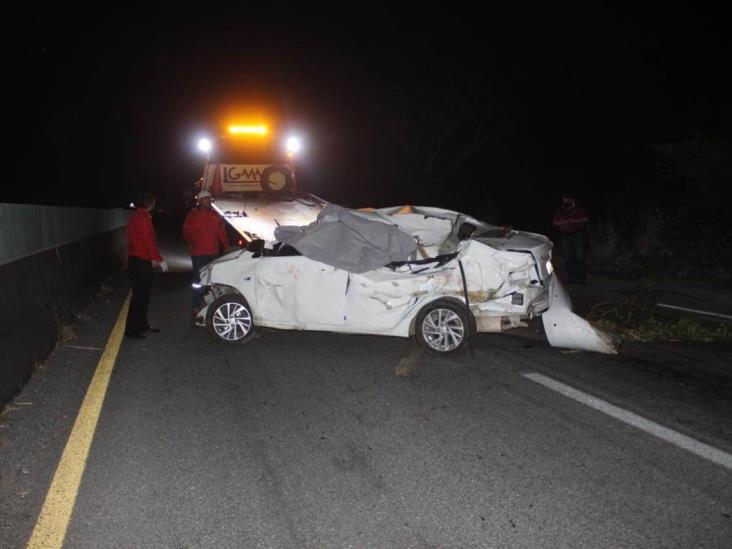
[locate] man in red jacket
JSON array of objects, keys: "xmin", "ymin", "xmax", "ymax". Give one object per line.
[
  {"xmin": 553, "ymin": 195, "xmax": 590, "ymax": 285},
  {"xmin": 183, "ymin": 190, "xmax": 230, "ymax": 315},
  {"xmin": 126, "ymin": 192, "xmax": 168, "ymax": 339}
]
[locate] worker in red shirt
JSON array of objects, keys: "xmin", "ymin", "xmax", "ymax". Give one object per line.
[
  {"xmin": 182, "ymin": 190, "xmax": 229, "ymax": 315},
  {"xmin": 553, "ymin": 195, "xmax": 590, "ymax": 285},
  {"xmin": 125, "ymin": 192, "xmax": 168, "ymax": 339}
]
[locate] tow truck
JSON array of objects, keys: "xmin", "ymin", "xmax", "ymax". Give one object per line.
[{"xmin": 194, "ymin": 123, "xmax": 325, "ymax": 245}]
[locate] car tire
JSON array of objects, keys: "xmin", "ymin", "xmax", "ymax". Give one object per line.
[
  {"xmin": 260, "ymin": 165, "xmax": 293, "ymax": 194},
  {"xmin": 206, "ymin": 294, "xmax": 257, "ymax": 345},
  {"xmin": 415, "ymin": 299, "xmax": 471, "ymax": 356}
]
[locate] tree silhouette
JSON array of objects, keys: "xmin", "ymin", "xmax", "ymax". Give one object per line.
[{"xmin": 378, "ymin": 60, "xmax": 499, "ymax": 202}]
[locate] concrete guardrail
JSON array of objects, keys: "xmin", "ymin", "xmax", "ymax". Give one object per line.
[{"xmin": 0, "ymin": 204, "xmax": 129, "ymax": 408}]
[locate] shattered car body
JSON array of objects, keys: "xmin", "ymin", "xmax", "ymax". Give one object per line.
[{"xmin": 195, "ymin": 205, "xmax": 618, "ymax": 355}]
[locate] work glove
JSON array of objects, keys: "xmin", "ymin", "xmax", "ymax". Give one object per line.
[{"xmin": 154, "ymin": 259, "xmax": 169, "ymax": 273}]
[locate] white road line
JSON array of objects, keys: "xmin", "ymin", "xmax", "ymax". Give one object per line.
[{"xmin": 522, "ymin": 372, "xmax": 732, "ymax": 471}]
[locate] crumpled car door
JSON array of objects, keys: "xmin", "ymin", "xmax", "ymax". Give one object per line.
[
  {"xmin": 255, "ymin": 256, "xmax": 348, "ymax": 327},
  {"xmin": 345, "ymin": 269, "xmax": 429, "ymax": 334}
]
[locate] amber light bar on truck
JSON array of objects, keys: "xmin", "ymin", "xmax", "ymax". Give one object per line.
[{"xmin": 228, "ymin": 125, "xmax": 268, "ymax": 135}]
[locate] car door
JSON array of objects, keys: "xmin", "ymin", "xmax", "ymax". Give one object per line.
[{"xmin": 254, "ymin": 255, "xmax": 348, "ymax": 328}]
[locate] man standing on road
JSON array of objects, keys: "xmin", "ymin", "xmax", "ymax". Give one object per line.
[
  {"xmin": 125, "ymin": 192, "xmax": 168, "ymax": 339},
  {"xmin": 183, "ymin": 190, "xmax": 229, "ymax": 317},
  {"xmin": 553, "ymin": 194, "xmax": 590, "ymax": 285}
]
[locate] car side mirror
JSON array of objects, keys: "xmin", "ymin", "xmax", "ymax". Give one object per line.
[{"xmin": 246, "ymin": 239, "xmax": 265, "ymax": 257}]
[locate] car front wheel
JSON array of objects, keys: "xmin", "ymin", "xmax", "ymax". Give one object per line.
[
  {"xmin": 415, "ymin": 299, "xmax": 470, "ymax": 356},
  {"xmin": 206, "ymin": 294, "xmax": 257, "ymax": 345}
]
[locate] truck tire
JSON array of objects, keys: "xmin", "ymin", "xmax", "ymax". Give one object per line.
[{"xmin": 260, "ymin": 165, "xmax": 293, "ymax": 194}]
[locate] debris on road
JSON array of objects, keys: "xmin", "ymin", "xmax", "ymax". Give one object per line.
[{"xmin": 395, "ymin": 348, "xmax": 423, "ymax": 377}]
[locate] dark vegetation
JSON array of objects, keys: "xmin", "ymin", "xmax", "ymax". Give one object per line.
[
  {"xmin": 588, "ymin": 285, "xmax": 732, "ymax": 343},
  {"xmin": 587, "ymin": 135, "xmax": 732, "ymax": 286}
]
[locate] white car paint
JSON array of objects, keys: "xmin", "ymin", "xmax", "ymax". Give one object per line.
[
  {"xmin": 196, "ymin": 206, "xmax": 618, "ymax": 354},
  {"xmin": 541, "ymin": 276, "xmax": 619, "ymax": 354}
]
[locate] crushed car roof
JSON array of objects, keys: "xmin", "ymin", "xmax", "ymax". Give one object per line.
[{"xmin": 274, "ymin": 204, "xmax": 418, "ymax": 273}]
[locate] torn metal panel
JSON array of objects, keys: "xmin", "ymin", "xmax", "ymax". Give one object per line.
[
  {"xmin": 542, "ymin": 278, "xmax": 619, "ymax": 354},
  {"xmin": 255, "ymin": 256, "xmax": 349, "ymax": 327},
  {"xmin": 377, "ymin": 212, "xmax": 453, "ymax": 248},
  {"xmin": 475, "ymin": 316, "xmax": 504, "ymax": 332},
  {"xmin": 275, "ymin": 204, "xmax": 418, "ymax": 273}
]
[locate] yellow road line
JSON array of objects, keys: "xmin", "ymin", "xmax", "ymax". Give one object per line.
[{"xmin": 27, "ymin": 293, "xmax": 130, "ymax": 549}]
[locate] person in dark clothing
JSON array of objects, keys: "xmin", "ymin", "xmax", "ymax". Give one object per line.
[
  {"xmin": 125, "ymin": 192, "xmax": 167, "ymax": 339},
  {"xmin": 553, "ymin": 195, "xmax": 590, "ymax": 285}
]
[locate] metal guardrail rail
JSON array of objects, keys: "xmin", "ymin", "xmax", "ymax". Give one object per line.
[
  {"xmin": 0, "ymin": 204, "xmax": 129, "ymax": 265},
  {"xmin": 656, "ymin": 302, "xmax": 732, "ymax": 322}
]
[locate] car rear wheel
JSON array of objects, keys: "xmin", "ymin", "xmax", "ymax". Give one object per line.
[
  {"xmin": 206, "ymin": 294, "xmax": 257, "ymax": 345},
  {"xmin": 415, "ymin": 299, "xmax": 470, "ymax": 356}
]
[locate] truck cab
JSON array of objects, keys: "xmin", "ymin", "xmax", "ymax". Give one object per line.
[
  {"xmin": 196, "ymin": 125, "xmax": 324, "ymax": 244},
  {"xmin": 202, "ymin": 127, "xmax": 298, "ymax": 196}
]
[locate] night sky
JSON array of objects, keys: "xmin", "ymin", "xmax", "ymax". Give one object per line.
[{"xmin": 5, "ymin": 2, "xmax": 731, "ymax": 234}]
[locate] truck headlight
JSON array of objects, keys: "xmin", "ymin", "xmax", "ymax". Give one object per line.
[{"xmin": 546, "ymin": 259, "xmax": 554, "ymax": 276}]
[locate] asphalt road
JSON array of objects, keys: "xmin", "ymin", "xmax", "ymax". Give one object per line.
[{"xmin": 1, "ymin": 222, "xmax": 732, "ymax": 547}]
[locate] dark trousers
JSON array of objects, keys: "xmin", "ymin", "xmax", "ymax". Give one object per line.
[
  {"xmin": 191, "ymin": 254, "xmax": 218, "ymax": 310},
  {"xmin": 561, "ymin": 231, "xmax": 586, "ymax": 284},
  {"xmin": 126, "ymin": 256, "xmax": 153, "ymax": 334}
]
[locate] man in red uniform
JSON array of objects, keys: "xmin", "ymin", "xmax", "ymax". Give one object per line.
[
  {"xmin": 126, "ymin": 192, "xmax": 168, "ymax": 339},
  {"xmin": 553, "ymin": 195, "xmax": 590, "ymax": 285},
  {"xmin": 182, "ymin": 190, "xmax": 229, "ymax": 315}
]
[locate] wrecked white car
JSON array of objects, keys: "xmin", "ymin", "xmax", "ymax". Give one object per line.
[{"xmin": 195, "ymin": 204, "xmax": 617, "ymax": 355}]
